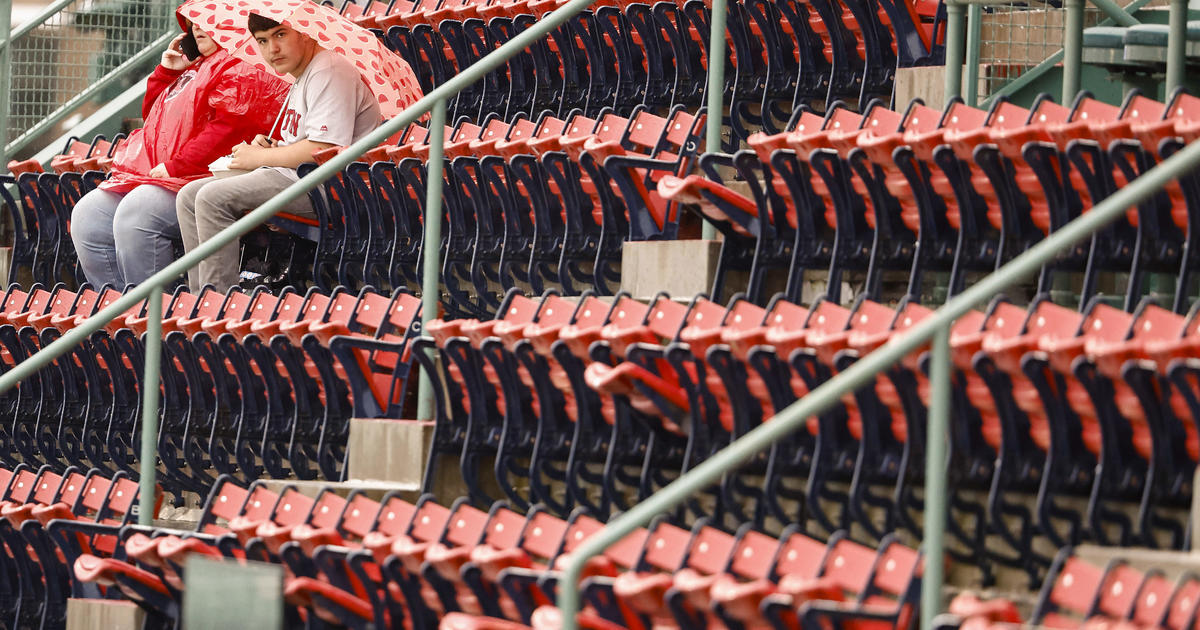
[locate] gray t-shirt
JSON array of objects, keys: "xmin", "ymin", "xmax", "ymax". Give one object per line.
[{"xmin": 270, "ymin": 48, "xmax": 383, "ymax": 181}]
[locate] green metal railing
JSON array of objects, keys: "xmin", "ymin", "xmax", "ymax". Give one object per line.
[{"xmin": 0, "ymin": 0, "xmax": 175, "ymax": 161}]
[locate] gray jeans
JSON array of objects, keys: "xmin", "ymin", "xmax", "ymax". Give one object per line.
[
  {"xmin": 175, "ymin": 168, "xmax": 315, "ymax": 290},
  {"xmin": 70, "ymin": 184, "xmax": 182, "ymax": 288}
]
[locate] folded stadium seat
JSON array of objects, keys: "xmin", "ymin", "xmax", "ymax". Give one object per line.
[
  {"xmin": 0, "ymin": 174, "xmax": 42, "ymax": 286},
  {"xmin": 482, "ymin": 509, "xmax": 647, "ymax": 625},
  {"xmin": 227, "ymin": 486, "xmax": 316, "ymax": 565},
  {"xmin": 419, "ymin": 291, "xmax": 543, "ymax": 506},
  {"xmin": 974, "ymin": 298, "xmax": 1094, "ymax": 548},
  {"xmin": 410, "ymin": 502, "xmax": 522, "ymax": 618},
  {"xmin": 842, "ymin": 303, "xmax": 993, "ymax": 577},
  {"xmin": 1074, "ymin": 300, "xmax": 1192, "ymax": 547},
  {"xmin": 971, "ymin": 95, "xmax": 1072, "ymax": 262},
  {"xmin": 2, "ymin": 465, "xmax": 93, "ymax": 628},
  {"xmin": 220, "ymin": 288, "xmax": 343, "ymax": 480},
  {"xmin": 500, "ymin": 294, "xmax": 615, "ymax": 514},
  {"xmin": 1057, "ymin": 93, "xmax": 1179, "ymax": 308},
  {"xmin": 465, "ymin": 294, "xmax": 586, "ymax": 512},
  {"xmin": 442, "ymin": 507, "xmax": 569, "ymax": 624},
  {"xmin": 589, "ymin": 105, "xmax": 706, "ymax": 241},
  {"xmin": 563, "ymin": 293, "xmax": 694, "ymax": 510},
  {"xmin": 48, "ymin": 137, "xmax": 96, "ymax": 175},
  {"xmin": 707, "ymin": 526, "xmax": 833, "ymax": 627},
  {"xmin": 761, "ymin": 534, "xmax": 921, "ymax": 630},
  {"xmin": 21, "ymin": 170, "xmax": 83, "ymax": 286},
  {"xmin": 1107, "ymin": 95, "xmax": 1199, "ymax": 306},
  {"xmin": 698, "ymin": 296, "xmax": 813, "ymax": 524},
  {"xmin": 517, "ymin": 113, "xmax": 620, "ymax": 294},
  {"xmin": 938, "ymin": 297, "xmax": 1060, "ymax": 578},
  {"xmin": 24, "ymin": 285, "xmax": 79, "ymax": 333},
  {"xmin": 663, "ymin": 525, "xmax": 787, "ymax": 628},
  {"xmin": 5, "ymin": 285, "xmax": 53, "ymax": 329},
  {"xmin": 1028, "ymin": 550, "xmax": 1116, "ymax": 628},
  {"xmin": 282, "ymin": 492, "xmax": 417, "ymax": 628},
  {"xmin": 409, "ymin": 499, "xmax": 495, "ymax": 616},
  {"xmin": 373, "ymin": 496, "xmax": 455, "ymax": 627},
  {"xmin": 732, "ymin": 109, "xmax": 850, "ymax": 303},
  {"xmin": 21, "ymin": 288, "xmax": 104, "ymax": 465},
  {"xmin": 805, "ymin": 297, "xmax": 918, "ymax": 541},
  {"xmin": 0, "ymin": 286, "xmax": 61, "ymax": 464},
  {"xmin": 450, "ymin": 121, "xmax": 544, "ymax": 304},
  {"xmin": 1026, "ymin": 302, "xmax": 1136, "ymax": 546},
  {"xmin": 41, "ymin": 285, "xmax": 97, "ymax": 334},
  {"xmin": 342, "ymin": 0, "xmax": 396, "ymax": 29},
  {"xmin": 46, "ymin": 472, "xmax": 151, "ymax": 596},
  {"xmin": 75, "ymin": 134, "xmax": 125, "ymax": 173},
  {"xmin": 1016, "ymin": 95, "xmax": 1122, "ymax": 287},
  {"xmin": 1149, "ymin": 572, "xmax": 1200, "ymax": 630},
  {"xmin": 949, "ymin": 555, "xmax": 1200, "ymax": 630}
]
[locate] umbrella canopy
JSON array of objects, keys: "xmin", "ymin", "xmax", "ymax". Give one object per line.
[{"xmin": 179, "ymin": 0, "xmax": 423, "ymax": 117}]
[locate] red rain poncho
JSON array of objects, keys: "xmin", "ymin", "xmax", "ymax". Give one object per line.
[{"xmin": 100, "ymin": 48, "xmax": 288, "ymax": 193}]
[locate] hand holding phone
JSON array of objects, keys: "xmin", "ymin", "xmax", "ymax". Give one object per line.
[
  {"xmin": 161, "ymin": 33, "xmax": 193, "ymax": 71},
  {"xmin": 179, "ymin": 31, "xmax": 201, "ymax": 61}
]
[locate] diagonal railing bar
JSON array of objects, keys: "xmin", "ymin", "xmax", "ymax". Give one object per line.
[
  {"xmin": 555, "ymin": 129, "xmax": 1200, "ymax": 630},
  {"xmin": 975, "ymin": 0, "xmax": 1152, "ymax": 107},
  {"xmin": 0, "ymin": 0, "xmax": 614, "ymax": 523}
]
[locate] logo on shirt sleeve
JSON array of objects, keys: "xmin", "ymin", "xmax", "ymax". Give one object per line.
[{"xmin": 319, "ymin": 125, "xmax": 328, "ymax": 133}]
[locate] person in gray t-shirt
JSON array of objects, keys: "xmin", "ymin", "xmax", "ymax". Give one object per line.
[{"xmin": 175, "ymin": 12, "xmax": 383, "ymax": 290}]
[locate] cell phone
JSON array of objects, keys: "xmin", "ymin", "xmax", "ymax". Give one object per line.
[{"xmin": 179, "ymin": 31, "xmax": 201, "ymax": 61}]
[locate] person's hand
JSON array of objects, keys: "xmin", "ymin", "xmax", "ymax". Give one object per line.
[
  {"xmin": 148, "ymin": 163, "xmax": 170, "ymax": 178},
  {"xmin": 161, "ymin": 33, "xmax": 194, "ymax": 71},
  {"xmin": 229, "ymin": 141, "xmax": 272, "ymax": 170},
  {"xmin": 251, "ymin": 134, "xmax": 277, "ymax": 149}
]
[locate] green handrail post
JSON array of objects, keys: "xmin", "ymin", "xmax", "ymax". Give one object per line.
[
  {"xmin": 138, "ymin": 287, "xmax": 163, "ymax": 527},
  {"xmin": 1063, "ymin": 0, "xmax": 1085, "ymax": 103},
  {"xmin": 0, "ymin": 0, "xmax": 12, "ymax": 158},
  {"xmin": 919, "ymin": 327, "xmax": 950, "ymax": 630},
  {"xmin": 0, "ymin": 0, "xmax": 609, "ymax": 396},
  {"xmin": 964, "ymin": 3, "xmax": 982, "ymax": 107},
  {"xmin": 701, "ymin": 0, "xmax": 727, "ymax": 241},
  {"xmin": 944, "ymin": 0, "xmax": 965, "ymax": 101},
  {"xmin": 556, "ymin": 129, "xmax": 1200, "ymax": 630},
  {"xmin": 416, "ymin": 98, "xmax": 447, "ymax": 422},
  {"xmin": 1167, "ymin": 0, "xmax": 1186, "ymax": 93}
]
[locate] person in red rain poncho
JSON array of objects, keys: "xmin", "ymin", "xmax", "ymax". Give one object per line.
[{"xmin": 70, "ymin": 11, "xmax": 288, "ymax": 288}]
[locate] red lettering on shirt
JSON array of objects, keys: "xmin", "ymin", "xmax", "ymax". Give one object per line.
[{"xmin": 279, "ymin": 109, "xmax": 300, "ymax": 138}]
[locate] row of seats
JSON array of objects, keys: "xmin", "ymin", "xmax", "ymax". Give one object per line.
[
  {"xmin": 942, "ymin": 547, "xmax": 1200, "ymax": 630},
  {"xmin": 2, "ymin": 0, "xmax": 942, "ymax": 298},
  {"xmin": 353, "ymin": 0, "xmax": 941, "ymax": 130},
  {"xmin": 663, "ymin": 88, "xmax": 1200, "ymax": 309},
  {"xmin": 44, "ymin": 474, "xmax": 922, "ymax": 630},
  {"xmin": 0, "ymin": 281, "xmax": 421, "ymax": 498},
  {"xmin": 7, "ymin": 104, "xmax": 711, "ymax": 312},
  {"xmin": 2, "ymin": 135, "xmax": 126, "ymax": 291},
  {"xmin": 410, "ymin": 269, "xmax": 1200, "ymax": 587},
  {"xmin": 5, "ymin": 87, "xmax": 1200, "ymax": 583},
  {"xmin": 22, "ymin": 86, "xmax": 1196, "ymax": 320},
  {"xmin": 0, "ymin": 463, "xmax": 152, "ymax": 630}
]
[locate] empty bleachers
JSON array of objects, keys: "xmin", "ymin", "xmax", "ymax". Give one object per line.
[{"xmin": 5, "ymin": 0, "xmax": 1200, "ymax": 626}]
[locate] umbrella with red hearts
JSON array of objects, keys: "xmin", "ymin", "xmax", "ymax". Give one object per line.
[{"xmin": 179, "ymin": 0, "xmax": 424, "ymax": 118}]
